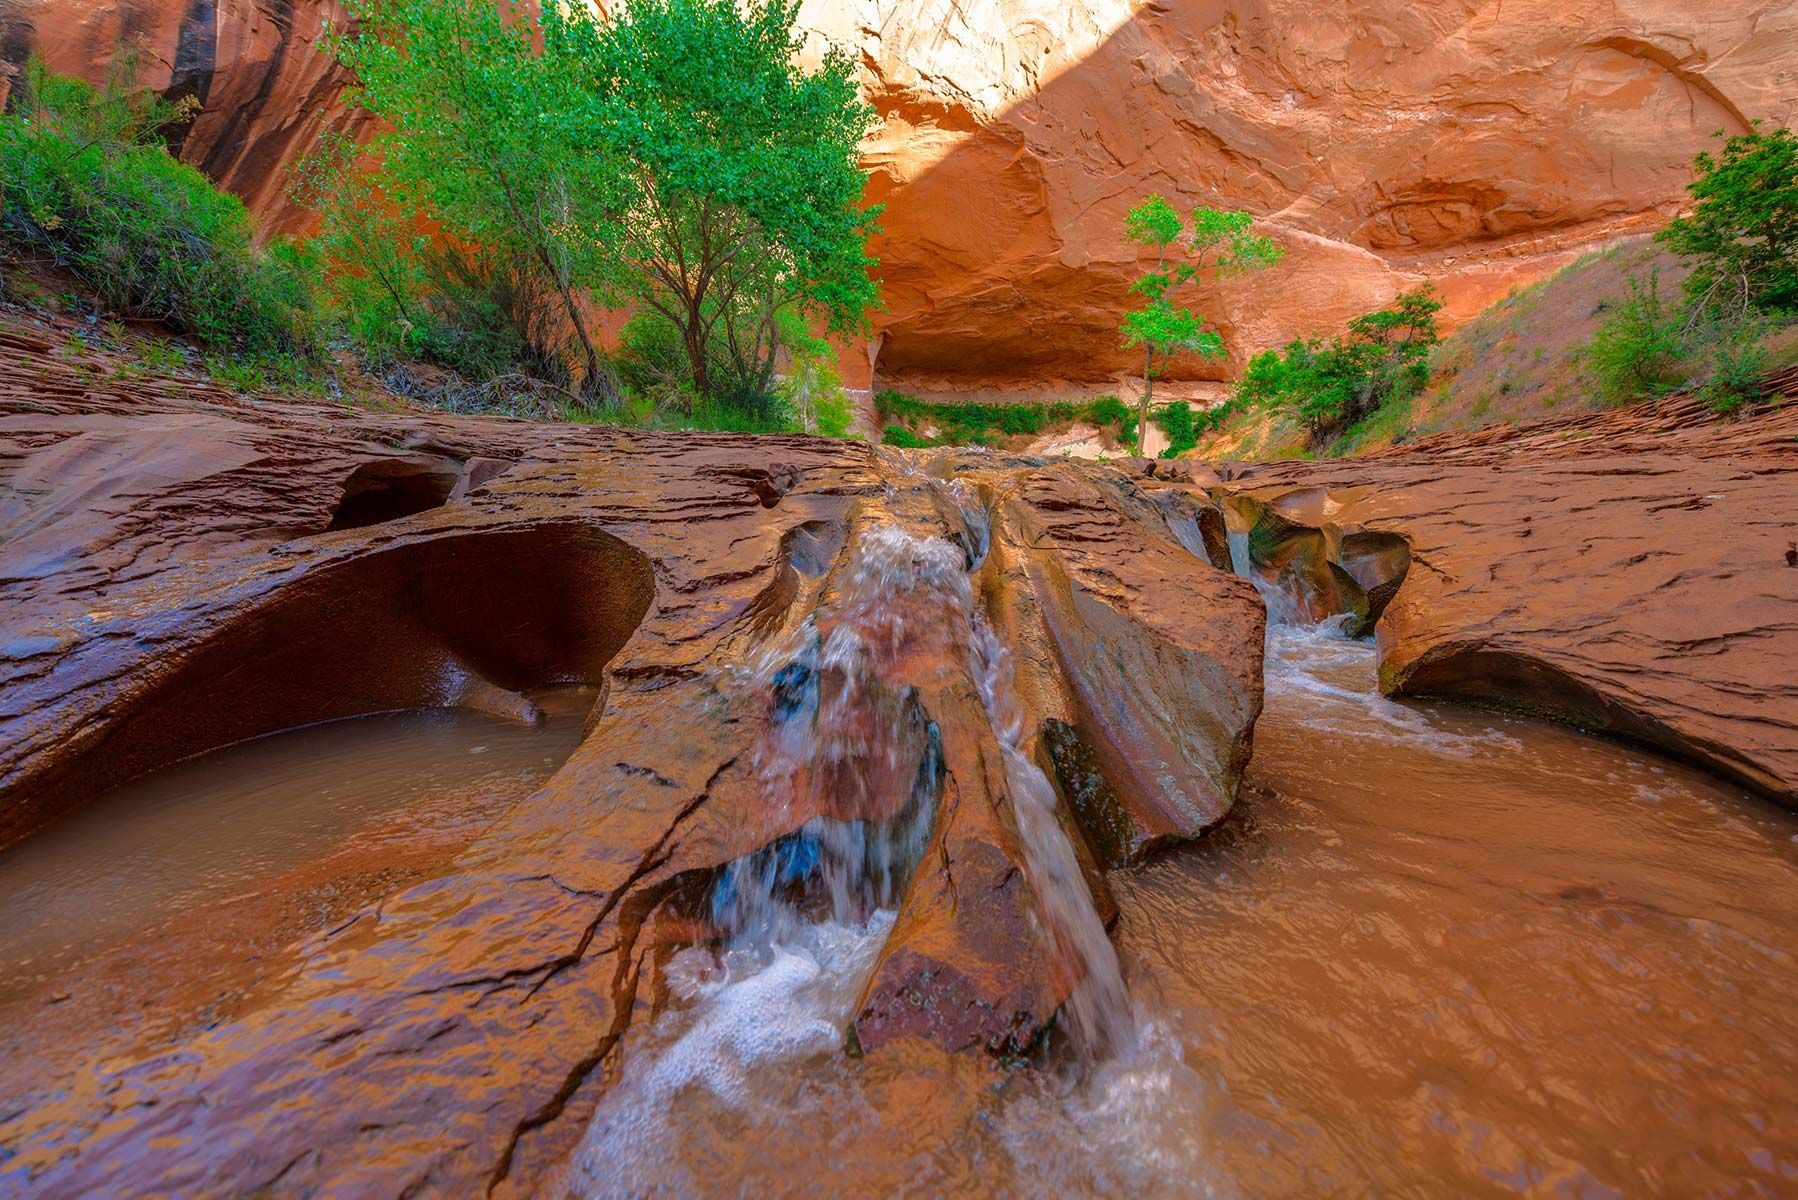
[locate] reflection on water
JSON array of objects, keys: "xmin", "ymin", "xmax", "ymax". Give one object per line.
[
  {"xmin": 0, "ymin": 688, "xmax": 596, "ymax": 999},
  {"xmin": 1117, "ymin": 626, "xmax": 1798, "ymax": 1196},
  {"xmin": 563, "ymin": 626, "xmax": 1798, "ymax": 1198}
]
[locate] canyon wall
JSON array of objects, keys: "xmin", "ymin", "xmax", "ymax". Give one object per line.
[
  {"xmin": 4, "ymin": 0, "xmax": 1796, "ymax": 393},
  {"xmin": 0, "ymin": 0, "xmax": 370, "ymax": 229}
]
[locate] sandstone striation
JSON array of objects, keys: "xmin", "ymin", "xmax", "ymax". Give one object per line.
[
  {"xmin": 4, "ymin": 314, "xmax": 1797, "ymax": 1195},
  {"xmin": 5, "ymin": 1, "xmax": 1795, "ymax": 390},
  {"xmin": 1154, "ymin": 383, "xmax": 1798, "ymax": 806},
  {"xmin": 809, "ymin": 0, "xmax": 1798, "ymax": 391},
  {"xmin": 0, "ymin": 321, "xmax": 1263, "ymax": 1195},
  {"xmin": 0, "ymin": 0, "xmax": 368, "ymax": 234}
]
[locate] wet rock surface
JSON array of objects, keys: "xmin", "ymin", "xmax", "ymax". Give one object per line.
[
  {"xmin": 4, "ymin": 327, "xmax": 1796, "ymax": 1193},
  {"xmin": 1160, "ymin": 388, "xmax": 1798, "ymax": 806},
  {"xmin": 0, "ymin": 343, "xmax": 1261, "ymax": 1194}
]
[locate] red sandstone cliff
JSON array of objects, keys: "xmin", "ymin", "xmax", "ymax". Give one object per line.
[{"xmin": 3, "ymin": 0, "xmax": 1794, "ymax": 392}]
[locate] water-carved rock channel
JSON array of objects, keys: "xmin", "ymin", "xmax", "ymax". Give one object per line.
[
  {"xmin": 1, "ymin": 385, "xmax": 1795, "ymax": 1196},
  {"xmin": 556, "ymin": 622, "xmax": 1798, "ymax": 1199}
]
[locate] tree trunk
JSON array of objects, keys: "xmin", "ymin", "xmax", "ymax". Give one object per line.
[
  {"xmin": 684, "ymin": 307, "xmax": 712, "ymax": 398},
  {"xmin": 538, "ymin": 245, "xmax": 614, "ymax": 410},
  {"xmin": 1138, "ymin": 345, "xmax": 1154, "ymax": 457}
]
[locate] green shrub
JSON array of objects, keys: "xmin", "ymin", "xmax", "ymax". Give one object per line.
[
  {"xmin": 418, "ymin": 247, "xmax": 544, "ymax": 384},
  {"xmin": 134, "ymin": 337, "xmax": 185, "ymax": 373},
  {"xmin": 872, "ymin": 390, "xmax": 1144, "ymax": 449},
  {"xmin": 812, "ymin": 385, "xmax": 856, "ymax": 438},
  {"xmin": 771, "ymin": 307, "xmax": 858, "ymax": 438},
  {"xmin": 1583, "ymin": 270, "xmax": 1689, "ymax": 404},
  {"xmin": 1192, "ymin": 396, "xmax": 1241, "ymax": 435},
  {"xmin": 1084, "ymin": 394, "xmax": 1131, "ymax": 426},
  {"xmin": 882, "ymin": 424, "xmax": 933, "ymax": 448},
  {"xmin": 615, "ymin": 310, "xmax": 693, "ymax": 393},
  {"xmin": 1155, "ymin": 399, "xmax": 1196, "ymax": 458},
  {"xmin": 0, "ymin": 56, "xmax": 315, "ymax": 371},
  {"xmin": 1698, "ymin": 321, "xmax": 1772, "ymax": 414},
  {"xmin": 664, "ymin": 390, "xmax": 800, "ymax": 434},
  {"xmin": 1235, "ymin": 286, "xmax": 1440, "ymax": 442},
  {"xmin": 286, "ymin": 133, "xmax": 430, "ymax": 367},
  {"xmin": 1335, "ymin": 392, "xmax": 1415, "ymax": 455},
  {"xmin": 1571, "ymin": 127, "xmax": 1798, "ymax": 416}
]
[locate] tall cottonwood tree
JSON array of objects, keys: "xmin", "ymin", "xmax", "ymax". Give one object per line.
[
  {"xmin": 335, "ymin": 0, "xmax": 627, "ymax": 403},
  {"xmin": 331, "ymin": 0, "xmax": 879, "ymax": 414},
  {"xmin": 570, "ymin": 0, "xmax": 880, "ymax": 408},
  {"xmin": 1121, "ymin": 198, "xmax": 1282, "ymax": 454}
]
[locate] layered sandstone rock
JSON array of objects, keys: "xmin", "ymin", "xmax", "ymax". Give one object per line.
[
  {"xmin": 809, "ymin": 0, "xmax": 1798, "ymax": 391},
  {"xmin": 1153, "ymin": 384, "xmax": 1798, "ymax": 806},
  {"xmin": 0, "ymin": 0, "xmax": 369, "ymax": 233},
  {"xmin": 0, "ymin": 318, "xmax": 1263, "ymax": 1195},
  {"xmin": 4, "ymin": 311, "xmax": 1797, "ymax": 1194},
  {"xmin": 5, "ymin": 1, "xmax": 1795, "ymax": 391}
]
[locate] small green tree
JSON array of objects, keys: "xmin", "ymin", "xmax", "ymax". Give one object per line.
[
  {"xmin": 1232, "ymin": 285, "xmax": 1442, "ymax": 441},
  {"xmin": 1658, "ymin": 124, "xmax": 1798, "ymax": 318},
  {"xmin": 1581, "ymin": 125, "xmax": 1797, "ymax": 416},
  {"xmin": 1121, "ymin": 198, "xmax": 1281, "ymax": 454}
]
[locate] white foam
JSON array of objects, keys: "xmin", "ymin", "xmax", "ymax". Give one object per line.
[
  {"xmin": 1265, "ymin": 624, "xmax": 1521, "ymax": 757},
  {"xmin": 562, "ymin": 913, "xmax": 895, "ymax": 1200},
  {"xmin": 997, "ymin": 1001, "xmax": 1220, "ymax": 1198}
]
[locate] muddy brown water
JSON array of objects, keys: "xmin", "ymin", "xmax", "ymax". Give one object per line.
[
  {"xmin": 6, "ymin": 620, "xmax": 1796, "ymax": 1196},
  {"xmin": 0, "ymin": 688, "xmax": 597, "ymax": 1010},
  {"xmin": 558, "ymin": 627, "xmax": 1798, "ymax": 1199},
  {"xmin": 1117, "ymin": 627, "xmax": 1798, "ymax": 1197}
]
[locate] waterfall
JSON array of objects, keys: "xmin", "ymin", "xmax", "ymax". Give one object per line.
[
  {"xmin": 563, "ymin": 516, "xmax": 1146, "ymax": 1197},
  {"xmin": 1226, "ymin": 528, "xmax": 1306, "ymax": 626},
  {"xmin": 945, "ymin": 478, "xmax": 991, "ymax": 570},
  {"xmin": 713, "ymin": 516, "xmax": 1131, "ymax": 1057},
  {"xmin": 714, "ymin": 525, "xmax": 962, "ymax": 949},
  {"xmin": 969, "ymin": 616, "xmax": 1135, "ymax": 1059}
]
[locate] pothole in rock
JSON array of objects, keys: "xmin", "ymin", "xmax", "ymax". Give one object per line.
[
  {"xmin": 7, "ymin": 522, "xmax": 654, "ymax": 843},
  {"xmin": 0, "ymin": 522, "xmax": 654, "ymax": 1090},
  {"xmin": 325, "ymin": 453, "xmax": 514, "ymax": 531}
]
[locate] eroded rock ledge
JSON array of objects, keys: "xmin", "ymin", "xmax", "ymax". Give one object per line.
[
  {"xmin": 0, "ymin": 355, "xmax": 1262, "ymax": 1195},
  {"xmin": 3, "ymin": 345, "xmax": 1794, "ymax": 1194},
  {"xmin": 1149, "ymin": 389, "xmax": 1798, "ymax": 807}
]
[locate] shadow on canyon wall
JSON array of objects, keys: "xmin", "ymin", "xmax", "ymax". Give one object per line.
[
  {"xmin": 0, "ymin": 0, "xmax": 368, "ymax": 232},
  {"xmin": 851, "ymin": 1, "xmax": 1777, "ymax": 393},
  {"xmin": 0, "ymin": 0, "xmax": 1786, "ymax": 393}
]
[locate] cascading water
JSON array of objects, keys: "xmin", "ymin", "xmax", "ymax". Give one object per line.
[
  {"xmin": 561, "ymin": 503, "xmax": 1143, "ymax": 1197},
  {"xmin": 944, "ymin": 478, "xmax": 992, "ymax": 570},
  {"xmin": 712, "ymin": 524, "xmax": 960, "ymax": 948},
  {"xmin": 969, "ymin": 616, "xmax": 1134, "ymax": 1059},
  {"xmin": 716, "ymin": 513, "xmax": 1130, "ymax": 1055},
  {"xmin": 1226, "ymin": 527, "xmax": 1306, "ymax": 626},
  {"xmin": 557, "ymin": 482, "xmax": 1798, "ymax": 1199}
]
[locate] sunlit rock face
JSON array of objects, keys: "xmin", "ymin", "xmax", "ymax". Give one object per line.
[
  {"xmin": 0, "ymin": 0, "xmax": 370, "ymax": 232},
  {"xmin": 800, "ymin": 0, "xmax": 1798, "ymax": 391},
  {"xmin": 3, "ymin": 0, "xmax": 1794, "ymax": 389}
]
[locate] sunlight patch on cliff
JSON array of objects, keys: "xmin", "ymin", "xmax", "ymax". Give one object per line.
[{"xmin": 796, "ymin": 0, "xmax": 1145, "ymax": 174}]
